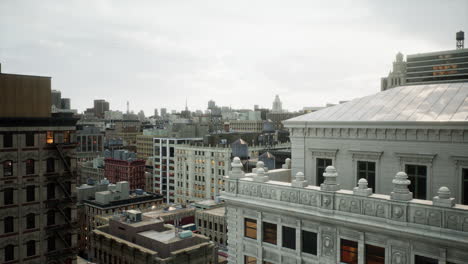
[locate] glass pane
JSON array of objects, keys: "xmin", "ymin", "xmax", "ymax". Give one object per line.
[
  {"xmin": 301, "ymin": 230, "xmax": 317, "ymax": 255},
  {"xmin": 366, "ymin": 244, "xmax": 385, "ymax": 264},
  {"xmin": 341, "ymin": 239, "xmax": 358, "ymax": 264}
]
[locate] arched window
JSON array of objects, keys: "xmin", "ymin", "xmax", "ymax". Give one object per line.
[
  {"xmin": 4, "ymin": 216, "xmax": 14, "ymax": 233},
  {"xmin": 46, "ymin": 158, "xmax": 55, "ymax": 173},
  {"xmin": 26, "ymin": 240, "xmax": 35, "ymax": 256},
  {"xmin": 4, "ymin": 244, "xmax": 14, "ymax": 261},
  {"xmin": 3, "ymin": 160, "xmax": 13, "ymax": 176},
  {"xmin": 25, "ymin": 159, "xmax": 34, "ymax": 175},
  {"xmin": 26, "ymin": 213, "xmax": 35, "ymax": 229}
]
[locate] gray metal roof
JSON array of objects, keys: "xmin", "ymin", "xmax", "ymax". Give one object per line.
[{"xmin": 285, "ymin": 83, "xmax": 468, "ymax": 123}]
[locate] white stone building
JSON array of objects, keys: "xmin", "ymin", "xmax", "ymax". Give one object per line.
[{"xmin": 284, "ymin": 83, "xmax": 468, "ymax": 204}]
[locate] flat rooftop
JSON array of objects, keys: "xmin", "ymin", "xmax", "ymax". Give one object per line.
[
  {"xmin": 139, "ymin": 229, "xmax": 180, "ymax": 244},
  {"xmin": 201, "ymin": 206, "xmax": 225, "ymax": 216}
]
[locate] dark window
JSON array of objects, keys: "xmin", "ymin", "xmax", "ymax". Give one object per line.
[
  {"xmin": 4, "ymin": 244, "xmax": 14, "ymax": 261},
  {"xmin": 47, "ymin": 183, "xmax": 55, "ymax": 199},
  {"xmin": 65, "ymin": 207, "xmax": 71, "ymax": 221},
  {"xmin": 366, "ymin": 244, "xmax": 385, "ymax": 264},
  {"xmin": 316, "ymin": 158, "xmax": 332, "ymax": 185},
  {"xmin": 262, "ymin": 222, "xmax": 277, "ymax": 245},
  {"xmin": 25, "ymin": 159, "xmax": 35, "ymax": 175},
  {"xmin": 3, "ymin": 133, "xmax": 13, "ymax": 148},
  {"xmin": 357, "ymin": 161, "xmax": 376, "ymax": 190},
  {"xmin": 209, "ymin": 222, "xmax": 212, "ymax": 230},
  {"xmin": 198, "ymin": 219, "xmax": 201, "ymax": 227},
  {"xmin": 220, "ymin": 224, "xmax": 224, "ymax": 231},
  {"xmin": 4, "ymin": 216, "xmax": 14, "ymax": 233},
  {"xmin": 463, "ymin": 168, "xmax": 468, "ymax": 205},
  {"xmin": 282, "ymin": 226, "xmax": 296, "ymax": 250},
  {"xmin": 26, "ymin": 213, "xmax": 35, "ymax": 229},
  {"xmin": 415, "ymin": 255, "xmax": 438, "ymax": 264},
  {"xmin": 3, "ymin": 160, "xmax": 13, "ymax": 176},
  {"xmin": 25, "ymin": 133, "xmax": 34, "ymax": 147},
  {"xmin": 46, "ymin": 158, "xmax": 55, "ymax": 173},
  {"xmin": 204, "ymin": 220, "xmax": 207, "ymax": 228},
  {"xmin": 405, "ymin": 164, "xmax": 427, "ymax": 199},
  {"xmin": 244, "ymin": 218, "xmax": 257, "ymax": 239},
  {"xmin": 244, "ymin": 256, "xmax": 257, "ymax": 264},
  {"xmin": 215, "ymin": 223, "xmax": 218, "ymax": 231},
  {"xmin": 301, "ymin": 230, "xmax": 317, "ymax": 255},
  {"xmin": 341, "ymin": 239, "xmax": 358, "ymax": 264},
  {"xmin": 4, "ymin": 188, "xmax": 14, "ymax": 205},
  {"xmin": 26, "ymin": 240, "xmax": 35, "ymax": 256},
  {"xmin": 47, "ymin": 236, "xmax": 55, "ymax": 252},
  {"xmin": 47, "ymin": 211, "xmax": 55, "ymax": 226},
  {"xmin": 26, "ymin": 185, "xmax": 35, "ymax": 202},
  {"xmin": 65, "ymin": 234, "xmax": 72, "ymax": 246}
]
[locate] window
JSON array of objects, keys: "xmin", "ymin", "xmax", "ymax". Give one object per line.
[
  {"xmin": 215, "ymin": 223, "xmax": 218, "ymax": 231},
  {"xmin": 282, "ymin": 226, "xmax": 296, "ymax": 250},
  {"xmin": 26, "ymin": 185, "xmax": 35, "ymax": 202},
  {"xmin": 262, "ymin": 222, "xmax": 277, "ymax": 245},
  {"xmin": 405, "ymin": 164, "xmax": 427, "ymax": 199},
  {"xmin": 47, "ymin": 211, "xmax": 55, "ymax": 226},
  {"xmin": 4, "ymin": 216, "xmax": 14, "ymax": 233},
  {"xmin": 3, "ymin": 160, "xmax": 13, "ymax": 176},
  {"xmin": 316, "ymin": 158, "xmax": 332, "ymax": 185},
  {"xmin": 340, "ymin": 239, "xmax": 358, "ymax": 264},
  {"xmin": 25, "ymin": 159, "xmax": 35, "ymax": 175},
  {"xmin": 47, "ymin": 183, "xmax": 55, "ymax": 199},
  {"xmin": 198, "ymin": 219, "xmax": 201, "ymax": 227},
  {"xmin": 4, "ymin": 244, "xmax": 14, "ymax": 262},
  {"xmin": 46, "ymin": 158, "xmax": 55, "ymax": 173},
  {"xmin": 25, "ymin": 132, "xmax": 34, "ymax": 147},
  {"xmin": 3, "ymin": 133, "xmax": 13, "ymax": 148},
  {"xmin": 463, "ymin": 168, "xmax": 468, "ymax": 205},
  {"xmin": 415, "ymin": 255, "xmax": 438, "ymax": 264},
  {"xmin": 63, "ymin": 131, "xmax": 70, "ymax": 143},
  {"xmin": 244, "ymin": 256, "xmax": 257, "ymax": 264},
  {"xmin": 204, "ymin": 220, "xmax": 207, "ymax": 228},
  {"xmin": 366, "ymin": 244, "xmax": 385, "ymax": 264},
  {"xmin": 357, "ymin": 161, "xmax": 376, "ymax": 190},
  {"xmin": 46, "ymin": 131, "xmax": 54, "ymax": 144},
  {"xmin": 209, "ymin": 222, "xmax": 212, "ymax": 230},
  {"xmin": 47, "ymin": 236, "xmax": 56, "ymax": 252},
  {"xmin": 4, "ymin": 188, "xmax": 13, "ymax": 205},
  {"xmin": 220, "ymin": 224, "xmax": 224, "ymax": 231},
  {"xmin": 26, "ymin": 213, "xmax": 35, "ymax": 229},
  {"xmin": 26, "ymin": 240, "xmax": 35, "ymax": 256},
  {"xmin": 301, "ymin": 230, "xmax": 317, "ymax": 255},
  {"xmin": 244, "ymin": 218, "xmax": 257, "ymax": 239}
]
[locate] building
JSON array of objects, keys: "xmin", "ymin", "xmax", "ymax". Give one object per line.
[
  {"xmin": 76, "ymin": 180, "xmax": 163, "ymax": 258},
  {"xmin": 104, "ymin": 150, "xmax": 146, "ymax": 191},
  {"xmin": 51, "ymin": 89, "xmax": 62, "ymax": 109},
  {"xmin": 272, "ymin": 95, "xmax": 283, "ymax": 113},
  {"xmin": 113, "ymin": 120, "xmax": 142, "ymax": 146},
  {"xmin": 104, "ymin": 110, "xmax": 123, "ymax": 120},
  {"xmin": 228, "ymin": 120, "xmax": 264, "ymax": 133},
  {"xmin": 153, "ymin": 138, "xmax": 203, "ymax": 203},
  {"xmin": 195, "ymin": 201, "xmax": 227, "ymax": 247},
  {"xmin": 266, "ymin": 112, "xmax": 301, "ymax": 130},
  {"xmin": 93, "ymin": 99, "xmax": 110, "ymax": 119},
  {"xmin": 221, "ymin": 157, "xmax": 468, "ymax": 264},
  {"xmin": 61, "ymin": 98, "xmax": 71, "ymax": 110},
  {"xmin": 381, "ymin": 35, "xmax": 468, "ymax": 91},
  {"xmin": 284, "ymin": 83, "xmax": 468, "ymax": 203},
  {"xmin": 89, "ymin": 211, "xmax": 217, "ymax": 264},
  {"xmin": 76, "ymin": 126, "xmax": 105, "ymax": 162},
  {"xmin": 78, "ymin": 157, "xmax": 105, "ymax": 184},
  {"xmin": 0, "ymin": 67, "xmax": 79, "ymax": 263}
]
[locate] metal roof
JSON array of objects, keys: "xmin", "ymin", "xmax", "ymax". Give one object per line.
[{"xmin": 285, "ymin": 83, "xmax": 468, "ymax": 124}]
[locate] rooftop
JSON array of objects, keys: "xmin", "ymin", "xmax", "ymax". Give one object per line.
[
  {"xmin": 201, "ymin": 206, "xmax": 225, "ymax": 216},
  {"xmin": 285, "ymin": 83, "xmax": 468, "ymax": 125}
]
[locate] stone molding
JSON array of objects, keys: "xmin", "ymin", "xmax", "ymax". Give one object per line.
[
  {"xmin": 289, "ymin": 127, "xmax": 468, "ymax": 143},
  {"xmin": 308, "ymin": 148, "xmax": 338, "ymax": 159},
  {"xmin": 348, "ymin": 150, "xmax": 383, "ymax": 161}
]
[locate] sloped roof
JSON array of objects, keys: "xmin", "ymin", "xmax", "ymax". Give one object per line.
[{"xmin": 285, "ymin": 83, "xmax": 468, "ymax": 124}]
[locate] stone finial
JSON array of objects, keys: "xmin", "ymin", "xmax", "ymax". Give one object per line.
[
  {"xmin": 292, "ymin": 172, "xmax": 307, "ymax": 187},
  {"xmin": 253, "ymin": 161, "xmax": 267, "ymax": 173},
  {"xmin": 320, "ymin": 166, "xmax": 340, "ymax": 192},
  {"xmin": 353, "ymin": 178, "xmax": 372, "ymax": 196},
  {"xmin": 282, "ymin": 158, "xmax": 291, "ymax": 169},
  {"xmin": 229, "ymin": 157, "xmax": 245, "ymax": 179},
  {"xmin": 253, "ymin": 168, "xmax": 269, "ymax": 182},
  {"xmin": 390, "ymin": 171, "xmax": 413, "ymax": 201},
  {"xmin": 433, "ymin": 186, "xmax": 455, "ymax": 207}
]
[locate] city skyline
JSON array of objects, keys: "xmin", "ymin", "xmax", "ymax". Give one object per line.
[{"xmin": 1, "ymin": 0, "xmax": 467, "ymax": 114}]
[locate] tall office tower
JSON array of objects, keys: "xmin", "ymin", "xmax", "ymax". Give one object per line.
[
  {"xmin": 272, "ymin": 95, "xmax": 283, "ymax": 113},
  {"xmin": 160, "ymin": 108, "xmax": 167, "ymax": 118},
  {"xmin": 61, "ymin": 98, "xmax": 71, "ymax": 110},
  {"xmin": 93, "ymin": 99, "xmax": 110, "ymax": 119},
  {"xmin": 0, "ymin": 67, "xmax": 79, "ymax": 263},
  {"xmin": 51, "ymin": 90, "xmax": 62, "ymax": 109}
]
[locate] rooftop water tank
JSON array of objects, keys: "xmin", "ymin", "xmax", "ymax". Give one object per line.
[{"xmin": 231, "ymin": 138, "xmax": 249, "ymax": 159}]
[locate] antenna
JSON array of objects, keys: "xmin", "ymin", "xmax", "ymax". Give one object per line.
[
  {"xmin": 126, "ymin": 101, "xmax": 130, "ymax": 114},
  {"xmin": 456, "ymin": 31, "xmax": 464, "ymax": 49}
]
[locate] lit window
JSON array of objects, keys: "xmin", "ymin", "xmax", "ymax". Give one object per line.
[
  {"xmin": 262, "ymin": 222, "xmax": 277, "ymax": 245},
  {"xmin": 244, "ymin": 218, "xmax": 257, "ymax": 239},
  {"xmin": 3, "ymin": 160, "xmax": 13, "ymax": 176},
  {"xmin": 46, "ymin": 132, "xmax": 54, "ymax": 144},
  {"xmin": 244, "ymin": 256, "xmax": 257, "ymax": 264},
  {"xmin": 340, "ymin": 239, "xmax": 358, "ymax": 264}
]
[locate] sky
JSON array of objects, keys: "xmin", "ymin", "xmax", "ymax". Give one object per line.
[{"xmin": 1, "ymin": 0, "xmax": 467, "ymax": 115}]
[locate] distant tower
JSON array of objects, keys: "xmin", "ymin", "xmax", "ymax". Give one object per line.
[
  {"xmin": 272, "ymin": 95, "xmax": 283, "ymax": 113},
  {"xmin": 126, "ymin": 101, "xmax": 130, "ymax": 114},
  {"xmin": 185, "ymin": 98, "xmax": 188, "ymax": 111},
  {"xmin": 456, "ymin": 31, "xmax": 465, "ymax": 49}
]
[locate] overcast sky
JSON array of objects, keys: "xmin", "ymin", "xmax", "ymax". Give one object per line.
[{"xmin": 1, "ymin": 0, "xmax": 467, "ymax": 114}]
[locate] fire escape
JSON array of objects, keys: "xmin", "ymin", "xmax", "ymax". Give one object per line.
[{"xmin": 45, "ymin": 142, "xmax": 78, "ymax": 263}]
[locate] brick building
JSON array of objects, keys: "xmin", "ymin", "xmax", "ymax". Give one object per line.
[{"xmin": 104, "ymin": 156, "xmax": 146, "ymax": 191}]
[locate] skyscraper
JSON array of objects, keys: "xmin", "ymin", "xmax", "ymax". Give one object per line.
[{"xmin": 272, "ymin": 95, "xmax": 283, "ymax": 113}]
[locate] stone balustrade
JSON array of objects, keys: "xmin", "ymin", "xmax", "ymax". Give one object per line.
[{"xmin": 224, "ymin": 158, "xmax": 468, "ymax": 236}]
